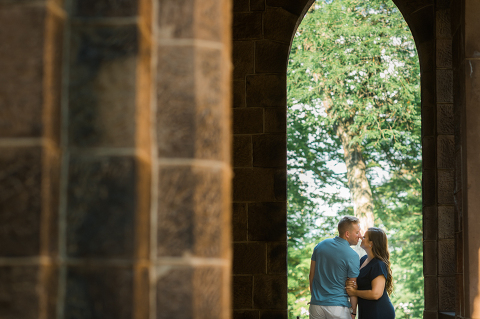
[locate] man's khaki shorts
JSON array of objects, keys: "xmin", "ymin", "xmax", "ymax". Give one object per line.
[{"xmin": 309, "ymin": 304, "xmax": 350, "ymax": 319}]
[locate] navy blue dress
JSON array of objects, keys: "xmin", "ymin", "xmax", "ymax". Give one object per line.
[{"xmin": 357, "ymin": 255, "xmax": 395, "ymax": 319}]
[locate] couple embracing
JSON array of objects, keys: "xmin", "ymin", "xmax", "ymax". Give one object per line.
[{"xmin": 309, "ymin": 216, "xmax": 395, "ymax": 319}]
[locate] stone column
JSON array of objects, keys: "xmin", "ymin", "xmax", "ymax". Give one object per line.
[{"xmin": 0, "ymin": 1, "xmax": 64, "ymax": 318}]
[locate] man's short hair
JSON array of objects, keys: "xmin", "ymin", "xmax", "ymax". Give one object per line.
[{"xmin": 338, "ymin": 216, "xmax": 360, "ymax": 235}]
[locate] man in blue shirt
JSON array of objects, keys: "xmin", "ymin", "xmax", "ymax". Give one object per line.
[{"xmin": 309, "ymin": 216, "xmax": 362, "ymax": 319}]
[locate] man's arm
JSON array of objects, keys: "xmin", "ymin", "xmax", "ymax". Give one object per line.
[{"xmin": 309, "ymin": 260, "xmax": 316, "ymax": 293}]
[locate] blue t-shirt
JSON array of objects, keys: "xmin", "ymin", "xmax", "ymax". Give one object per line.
[{"xmin": 310, "ymin": 237, "xmax": 360, "ymax": 307}]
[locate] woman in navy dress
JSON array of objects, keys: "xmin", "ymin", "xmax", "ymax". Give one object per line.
[{"xmin": 345, "ymin": 227, "xmax": 395, "ymax": 319}]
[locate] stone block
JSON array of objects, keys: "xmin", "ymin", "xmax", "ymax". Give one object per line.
[
  {"xmin": 233, "ymin": 12, "xmax": 263, "ymax": 40},
  {"xmin": 233, "ymin": 41, "xmax": 254, "ymax": 79},
  {"xmin": 436, "ymin": 39, "xmax": 452, "ymax": 69},
  {"xmin": 158, "ymin": 0, "xmax": 223, "ymax": 42},
  {"xmin": 418, "ymin": 39, "xmax": 435, "ymax": 73},
  {"xmin": 233, "ymin": 203, "xmax": 248, "ymax": 242},
  {"xmin": 250, "ymin": 0, "xmax": 265, "ymax": 11},
  {"xmin": 0, "ymin": 147, "xmax": 42, "ymax": 257},
  {"xmin": 253, "ymin": 275, "xmax": 287, "ymax": 309},
  {"xmin": 233, "ymin": 276, "xmax": 253, "ymax": 309},
  {"xmin": 72, "ymin": 0, "xmax": 138, "ymax": 17},
  {"xmin": 233, "ymin": 243, "xmax": 266, "ymax": 274},
  {"xmin": 438, "ymin": 206, "xmax": 454, "ymax": 239},
  {"xmin": 234, "ymin": 311, "xmax": 259, "ymax": 319},
  {"xmin": 423, "ymin": 206, "xmax": 437, "ymax": 241},
  {"xmin": 234, "ymin": 80, "xmax": 246, "ymax": 108},
  {"xmin": 422, "ymin": 136, "xmax": 435, "ymax": 169},
  {"xmin": 253, "ymin": 134, "xmax": 286, "ymax": 168},
  {"xmin": 191, "ymin": 266, "xmax": 225, "ymax": 318},
  {"xmin": 422, "ymin": 106, "xmax": 435, "ymax": 137},
  {"xmin": 233, "ymin": 168, "xmax": 275, "ymax": 202},
  {"xmin": 0, "ymin": 266, "xmax": 39, "ymax": 319},
  {"xmin": 234, "ymin": 135, "xmax": 253, "ymax": 167},
  {"xmin": 265, "ymin": 0, "xmax": 305, "ymax": 15},
  {"xmin": 42, "ymin": 264, "xmax": 59, "ymax": 319},
  {"xmin": 423, "ymin": 240, "xmax": 437, "ymax": 276},
  {"xmin": 0, "ymin": 6, "xmax": 46, "ymax": 138},
  {"xmin": 233, "ymin": 108, "xmax": 264, "ymax": 134},
  {"xmin": 438, "ymin": 276, "xmax": 455, "ymax": 311},
  {"xmin": 265, "ymin": 108, "xmax": 286, "ymax": 133},
  {"xmin": 234, "ymin": 0, "xmax": 249, "ymax": 12},
  {"xmin": 407, "ymin": 5, "xmax": 434, "ymax": 44},
  {"xmin": 157, "ymin": 45, "xmax": 227, "ymax": 160},
  {"xmin": 255, "ymin": 40, "xmax": 289, "ymax": 73},
  {"xmin": 260, "ymin": 310, "xmax": 288, "ymax": 319},
  {"xmin": 267, "ymin": 242, "xmax": 287, "ymax": 274},
  {"xmin": 438, "ymin": 239, "xmax": 455, "ymax": 275},
  {"xmin": 67, "ymin": 156, "xmax": 136, "ymax": 258},
  {"xmin": 437, "ymin": 104, "xmax": 454, "ymax": 135},
  {"xmin": 423, "ymin": 169, "xmax": 435, "ymax": 206},
  {"xmin": 436, "ymin": 69, "xmax": 453, "ymax": 103},
  {"xmin": 422, "ymin": 72, "xmax": 435, "ymax": 107},
  {"xmin": 134, "ymin": 266, "xmax": 150, "ymax": 319},
  {"xmin": 437, "ymin": 135, "xmax": 455, "ymax": 169},
  {"xmin": 68, "ymin": 25, "xmax": 138, "ymax": 147},
  {"xmin": 438, "ymin": 170, "xmax": 454, "ymax": 204},
  {"xmin": 424, "ymin": 276, "xmax": 438, "ymax": 311},
  {"xmin": 65, "ymin": 266, "xmax": 133, "ymax": 319},
  {"xmin": 157, "ymin": 165, "xmax": 227, "ymax": 258},
  {"xmin": 465, "ymin": 0, "xmax": 480, "ymax": 57},
  {"xmin": 436, "ymin": 9, "xmax": 452, "ymax": 38},
  {"xmin": 263, "ymin": 7, "xmax": 297, "ymax": 43},
  {"xmin": 274, "ymin": 169, "xmax": 286, "ymax": 201},
  {"xmin": 157, "ymin": 266, "xmax": 193, "ymax": 318},
  {"xmin": 246, "ymin": 74, "xmax": 286, "ymax": 108},
  {"xmin": 248, "ymin": 202, "xmax": 286, "ymax": 241}
]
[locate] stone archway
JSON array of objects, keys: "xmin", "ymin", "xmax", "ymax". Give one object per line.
[{"xmin": 231, "ymin": 0, "xmax": 457, "ymax": 318}]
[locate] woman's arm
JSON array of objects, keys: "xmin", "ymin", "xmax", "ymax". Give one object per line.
[
  {"xmin": 309, "ymin": 260, "xmax": 316, "ymax": 293},
  {"xmin": 346, "ymin": 275, "xmax": 386, "ymax": 300}
]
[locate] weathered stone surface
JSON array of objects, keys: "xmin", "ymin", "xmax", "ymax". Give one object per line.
[
  {"xmin": 436, "ymin": 9, "xmax": 452, "ymax": 38},
  {"xmin": 253, "ymin": 134, "xmax": 286, "ymax": 168},
  {"xmin": 267, "ymin": 243, "xmax": 287, "ymax": 274},
  {"xmin": 436, "ymin": 69, "xmax": 454, "ymax": 103},
  {"xmin": 157, "ymin": 165, "xmax": 226, "ymax": 257},
  {"xmin": 422, "ymin": 136, "xmax": 435, "ymax": 169},
  {"xmin": 233, "ymin": 12, "xmax": 263, "ymax": 40},
  {"xmin": 0, "ymin": 147, "xmax": 42, "ymax": 257},
  {"xmin": 0, "ymin": 266, "xmax": 39, "ymax": 319},
  {"xmin": 438, "ymin": 206, "xmax": 454, "ymax": 239},
  {"xmin": 234, "ymin": 108, "xmax": 264, "ymax": 134},
  {"xmin": 157, "ymin": 266, "xmax": 193, "ymax": 318},
  {"xmin": 263, "ymin": 6, "xmax": 298, "ymax": 43},
  {"xmin": 234, "ymin": 135, "xmax": 253, "ymax": 167},
  {"xmin": 233, "ymin": 168, "xmax": 275, "ymax": 202},
  {"xmin": 437, "ymin": 104, "xmax": 454, "ymax": 135},
  {"xmin": 438, "ymin": 239, "xmax": 455, "ymax": 275},
  {"xmin": 158, "ymin": 0, "xmax": 223, "ymax": 41},
  {"xmin": 436, "ymin": 39, "xmax": 452, "ymax": 68},
  {"xmin": 438, "ymin": 169, "xmax": 454, "ymax": 204},
  {"xmin": 250, "ymin": 0, "xmax": 265, "ymax": 11},
  {"xmin": 260, "ymin": 310, "xmax": 288, "ymax": 319},
  {"xmin": 192, "ymin": 266, "xmax": 224, "ymax": 318},
  {"xmin": 424, "ymin": 276, "xmax": 438, "ymax": 311},
  {"xmin": 246, "ymin": 74, "xmax": 286, "ymax": 107},
  {"xmin": 233, "ymin": 203, "xmax": 248, "ymax": 241},
  {"xmin": 0, "ymin": 6, "xmax": 45, "ymax": 138},
  {"xmin": 437, "ymin": 135, "xmax": 455, "ymax": 169},
  {"xmin": 265, "ymin": 108, "xmax": 286, "ymax": 133},
  {"xmin": 234, "ymin": 41, "xmax": 254, "ymax": 79},
  {"xmin": 157, "ymin": 45, "xmax": 227, "ymax": 160},
  {"xmin": 265, "ymin": 0, "xmax": 306, "ymax": 15},
  {"xmin": 67, "ymin": 156, "xmax": 136, "ymax": 258},
  {"xmin": 438, "ymin": 276, "xmax": 455, "ymax": 311},
  {"xmin": 234, "ymin": 80, "xmax": 246, "ymax": 108},
  {"xmin": 248, "ymin": 202, "xmax": 286, "ymax": 241},
  {"xmin": 255, "ymin": 41, "xmax": 289, "ymax": 73},
  {"xmin": 234, "ymin": 0, "xmax": 249, "ymax": 12},
  {"xmin": 233, "ymin": 243, "xmax": 266, "ymax": 274},
  {"xmin": 274, "ymin": 169, "xmax": 286, "ymax": 201},
  {"xmin": 423, "ymin": 241, "xmax": 437, "ymax": 276},
  {"xmin": 423, "ymin": 206, "xmax": 437, "ymax": 241},
  {"xmin": 407, "ymin": 5, "xmax": 434, "ymax": 44},
  {"xmin": 233, "ymin": 276, "xmax": 253, "ymax": 309},
  {"xmin": 423, "ymin": 169, "xmax": 435, "ymax": 206},
  {"xmin": 65, "ymin": 266, "xmax": 133, "ymax": 319},
  {"xmin": 73, "ymin": 0, "xmax": 138, "ymax": 17},
  {"xmin": 253, "ymin": 275, "xmax": 287, "ymax": 309},
  {"xmin": 69, "ymin": 25, "xmax": 138, "ymax": 147},
  {"xmin": 418, "ymin": 40, "xmax": 435, "ymax": 75},
  {"xmin": 234, "ymin": 311, "xmax": 259, "ymax": 319},
  {"xmin": 422, "ymin": 106, "xmax": 435, "ymax": 136}
]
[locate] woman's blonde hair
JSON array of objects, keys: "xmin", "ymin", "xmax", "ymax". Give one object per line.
[{"xmin": 367, "ymin": 227, "xmax": 394, "ymax": 296}]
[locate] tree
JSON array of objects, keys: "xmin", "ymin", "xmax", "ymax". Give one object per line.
[{"xmin": 287, "ymin": 0, "xmax": 423, "ymax": 318}]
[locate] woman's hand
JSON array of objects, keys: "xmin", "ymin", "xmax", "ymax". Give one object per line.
[{"xmin": 345, "ymin": 279, "xmax": 357, "ymax": 297}]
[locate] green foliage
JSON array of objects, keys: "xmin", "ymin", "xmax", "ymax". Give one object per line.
[{"xmin": 287, "ymin": 0, "xmax": 423, "ymax": 318}]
